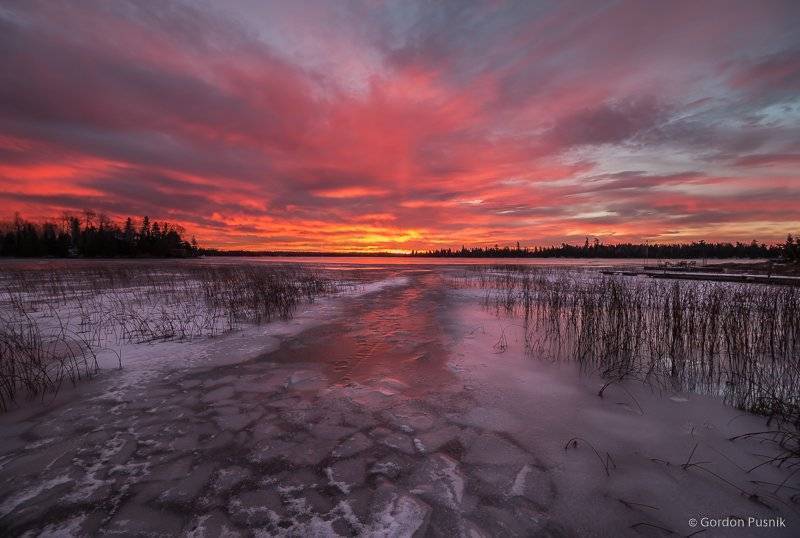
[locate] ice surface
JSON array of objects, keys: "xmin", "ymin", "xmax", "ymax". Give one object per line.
[{"xmin": 0, "ymin": 266, "xmax": 797, "ymax": 537}]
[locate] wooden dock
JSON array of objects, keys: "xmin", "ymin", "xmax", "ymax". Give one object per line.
[{"xmin": 600, "ymin": 269, "xmax": 800, "ymax": 286}]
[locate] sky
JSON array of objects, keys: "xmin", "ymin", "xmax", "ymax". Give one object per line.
[{"xmin": 1, "ymin": 0, "xmax": 799, "ymax": 252}]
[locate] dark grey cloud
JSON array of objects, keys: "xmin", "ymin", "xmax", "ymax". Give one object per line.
[{"xmin": 549, "ymin": 97, "xmax": 668, "ymax": 147}]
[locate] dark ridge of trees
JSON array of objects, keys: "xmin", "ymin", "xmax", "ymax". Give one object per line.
[
  {"xmin": 0, "ymin": 212, "xmax": 199, "ymax": 258},
  {"xmin": 199, "ymin": 249, "xmax": 406, "ymax": 258},
  {"xmin": 202, "ymin": 236, "xmax": 799, "ymax": 260},
  {"xmin": 786, "ymin": 234, "xmax": 800, "ymax": 262},
  {"xmin": 3, "ymin": 211, "xmax": 797, "ymax": 262},
  {"xmin": 410, "ymin": 236, "xmax": 798, "ymax": 260}
]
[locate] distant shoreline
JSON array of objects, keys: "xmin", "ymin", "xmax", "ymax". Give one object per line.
[
  {"xmin": 198, "ymin": 239, "xmax": 791, "ymax": 260},
  {"xmin": 202, "ymin": 253, "xmax": 775, "ymax": 259},
  {"xmin": 5, "ymin": 255, "xmax": 794, "ymax": 277},
  {"xmin": 0, "ymin": 253, "xmax": 779, "ymax": 264}
]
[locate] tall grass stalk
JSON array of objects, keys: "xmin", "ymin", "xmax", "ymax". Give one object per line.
[
  {"xmin": 459, "ymin": 265, "xmax": 800, "ymax": 422},
  {"xmin": 0, "ymin": 262, "xmax": 337, "ymax": 410}
]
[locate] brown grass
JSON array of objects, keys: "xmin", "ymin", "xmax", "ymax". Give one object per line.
[{"xmin": 0, "ymin": 262, "xmax": 337, "ymax": 410}]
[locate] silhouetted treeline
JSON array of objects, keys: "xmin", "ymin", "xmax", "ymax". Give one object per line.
[
  {"xmin": 786, "ymin": 234, "xmax": 800, "ymax": 261},
  {"xmin": 411, "ymin": 237, "xmax": 798, "ymax": 260},
  {"xmin": 4, "ymin": 213, "xmax": 798, "ymax": 261},
  {"xmin": 203, "ymin": 236, "xmax": 799, "ymax": 260},
  {"xmin": 199, "ymin": 249, "xmax": 405, "ymax": 257},
  {"xmin": 0, "ymin": 212, "xmax": 199, "ymax": 258}
]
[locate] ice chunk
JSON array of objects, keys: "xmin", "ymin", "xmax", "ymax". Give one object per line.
[
  {"xmin": 333, "ymin": 432, "xmax": 373, "ymax": 458},
  {"xmin": 326, "ymin": 458, "xmax": 367, "ymax": 493},
  {"xmin": 409, "ymin": 454, "xmax": 465, "ymax": 509},
  {"xmin": 212, "ymin": 466, "xmax": 253, "ymax": 494},
  {"xmin": 369, "ymin": 488, "xmax": 431, "ymax": 537},
  {"xmin": 464, "ymin": 433, "xmax": 528, "ymax": 466},
  {"xmin": 368, "ymin": 461, "xmax": 402, "ymax": 480},
  {"xmin": 286, "ymin": 370, "xmax": 325, "ymax": 391},
  {"xmin": 372, "ymin": 428, "xmax": 416, "ymax": 455},
  {"xmin": 417, "ymin": 425, "xmax": 464, "ymax": 453},
  {"xmin": 185, "ymin": 510, "xmax": 242, "ymax": 537},
  {"xmin": 228, "ymin": 489, "xmax": 285, "ymax": 526},
  {"xmin": 378, "ymin": 377, "xmax": 410, "ymax": 391},
  {"xmin": 107, "ymin": 503, "xmax": 183, "ymax": 536},
  {"xmin": 202, "ymin": 385, "xmax": 235, "ymax": 403},
  {"xmin": 309, "ymin": 422, "xmax": 358, "ymax": 441},
  {"xmin": 450, "ymin": 407, "xmax": 522, "ymax": 432},
  {"xmin": 157, "ymin": 463, "xmax": 214, "ymax": 506}
]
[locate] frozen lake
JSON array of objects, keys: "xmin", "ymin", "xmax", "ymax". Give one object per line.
[{"xmin": 0, "ymin": 261, "xmax": 796, "ymax": 536}]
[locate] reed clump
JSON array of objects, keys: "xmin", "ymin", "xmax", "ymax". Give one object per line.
[
  {"xmin": 459, "ymin": 265, "xmax": 800, "ymax": 421},
  {"xmin": 0, "ymin": 262, "xmax": 337, "ymax": 410}
]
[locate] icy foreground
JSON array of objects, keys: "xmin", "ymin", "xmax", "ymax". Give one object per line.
[{"xmin": 0, "ymin": 266, "xmax": 798, "ymax": 537}]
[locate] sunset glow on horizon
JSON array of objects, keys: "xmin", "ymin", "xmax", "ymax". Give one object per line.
[{"xmin": 2, "ymin": 1, "xmax": 799, "ymax": 252}]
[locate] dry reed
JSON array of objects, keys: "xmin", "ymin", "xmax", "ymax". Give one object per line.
[{"xmin": 0, "ymin": 262, "xmax": 337, "ymax": 410}]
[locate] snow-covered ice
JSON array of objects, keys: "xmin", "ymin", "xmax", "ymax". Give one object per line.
[{"xmin": 0, "ymin": 263, "xmax": 797, "ymax": 536}]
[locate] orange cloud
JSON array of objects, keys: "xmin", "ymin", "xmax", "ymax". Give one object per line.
[{"xmin": 312, "ymin": 187, "xmax": 390, "ymax": 199}]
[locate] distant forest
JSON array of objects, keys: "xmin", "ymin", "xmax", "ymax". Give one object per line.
[
  {"xmin": 409, "ymin": 236, "xmax": 800, "ymax": 260},
  {"xmin": 203, "ymin": 236, "xmax": 800, "ymax": 261},
  {"xmin": 0, "ymin": 212, "xmax": 198, "ymax": 258},
  {"xmin": 2, "ymin": 212, "xmax": 799, "ymax": 261}
]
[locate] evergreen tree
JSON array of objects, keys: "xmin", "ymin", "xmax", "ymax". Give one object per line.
[{"xmin": 0, "ymin": 212, "xmax": 199, "ymax": 258}]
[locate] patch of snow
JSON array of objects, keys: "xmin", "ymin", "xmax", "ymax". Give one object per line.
[
  {"xmin": 350, "ymin": 276, "xmax": 409, "ymax": 296},
  {"xmin": 510, "ymin": 464, "xmax": 532, "ymax": 497},
  {"xmin": 324, "ymin": 466, "xmax": 351, "ymax": 494}
]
